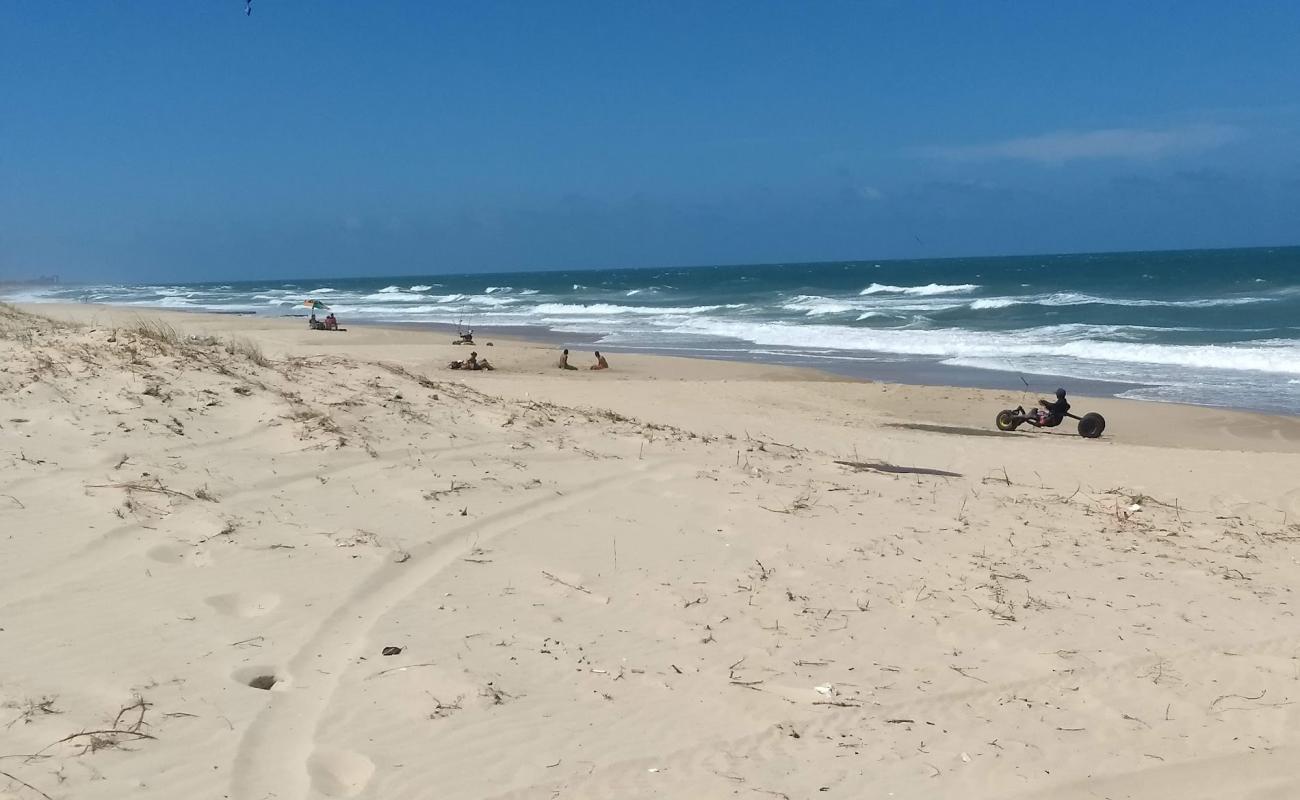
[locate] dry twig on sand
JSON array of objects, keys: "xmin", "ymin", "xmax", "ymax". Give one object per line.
[
  {"xmin": 761, "ymin": 486, "xmax": 820, "ymax": 515},
  {"xmin": 37, "ymin": 696, "xmax": 156, "ymax": 757},
  {"xmin": 0, "ymin": 769, "xmax": 53, "ymax": 800},
  {"xmin": 541, "ymin": 570, "xmax": 593, "ymax": 595},
  {"xmin": 85, "ymin": 479, "xmax": 195, "ymax": 500}
]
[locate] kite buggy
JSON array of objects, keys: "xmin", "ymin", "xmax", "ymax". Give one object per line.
[{"xmin": 995, "ymin": 388, "xmax": 1106, "ymax": 438}]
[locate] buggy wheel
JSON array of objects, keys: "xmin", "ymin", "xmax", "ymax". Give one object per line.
[
  {"xmin": 1077, "ymin": 412, "xmax": 1106, "ymax": 438},
  {"xmin": 995, "ymin": 410, "xmax": 1020, "ymax": 432}
]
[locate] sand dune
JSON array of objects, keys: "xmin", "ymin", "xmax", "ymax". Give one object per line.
[{"xmin": 2, "ymin": 303, "xmax": 1299, "ymax": 800}]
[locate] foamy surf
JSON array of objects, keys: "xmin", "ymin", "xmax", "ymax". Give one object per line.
[
  {"xmin": 861, "ymin": 282, "xmax": 980, "ymax": 296},
  {"xmin": 4, "ymin": 247, "xmax": 1298, "ymax": 413}
]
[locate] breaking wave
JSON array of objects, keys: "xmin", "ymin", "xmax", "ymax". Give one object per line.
[
  {"xmin": 665, "ymin": 319, "xmax": 1300, "ymax": 375},
  {"xmin": 860, "ymin": 283, "xmax": 980, "ymax": 296}
]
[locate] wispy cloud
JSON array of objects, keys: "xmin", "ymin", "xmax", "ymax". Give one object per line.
[{"xmin": 916, "ymin": 123, "xmax": 1242, "ymax": 164}]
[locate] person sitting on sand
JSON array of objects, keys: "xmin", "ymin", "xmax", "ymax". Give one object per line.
[
  {"xmin": 589, "ymin": 351, "xmax": 609, "ymax": 371},
  {"xmin": 456, "ymin": 351, "xmax": 492, "ymax": 371},
  {"xmin": 324, "ymin": 313, "xmax": 338, "ymax": 331},
  {"xmin": 558, "ymin": 349, "xmax": 578, "ymax": 370},
  {"xmin": 309, "ymin": 313, "xmax": 318, "ymax": 328}
]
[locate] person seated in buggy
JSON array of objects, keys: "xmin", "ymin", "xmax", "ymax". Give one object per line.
[{"xmin": 1029, "ymin": 388, "xmax": 1070, "ymax": 427}]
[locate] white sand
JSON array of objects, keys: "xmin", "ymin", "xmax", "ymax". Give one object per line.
[{"xmin": 3, "ymin": 302, "xmax": 1299, "ymax": 800}]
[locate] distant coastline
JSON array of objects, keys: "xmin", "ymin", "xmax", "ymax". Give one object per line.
[{"xmin": 0, "ymin": 275, "xmax": 61, "ymax": 288}]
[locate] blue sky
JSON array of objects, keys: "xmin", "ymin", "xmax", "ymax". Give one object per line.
[{"xmin": 2, "ymin": 1, "xmax": 1299, "ymax": 281}]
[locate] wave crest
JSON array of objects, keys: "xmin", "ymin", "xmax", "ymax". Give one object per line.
[{"xmin": 861, "ymin": 283, "xmax": 979, "ymax": 296}]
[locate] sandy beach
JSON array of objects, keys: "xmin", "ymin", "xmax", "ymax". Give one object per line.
[{"xmin": 3, "ymin": 301, "xmax": 1300, "ymax": 800}]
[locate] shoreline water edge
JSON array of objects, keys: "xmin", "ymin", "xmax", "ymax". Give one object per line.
[{"xmin": 5, "ymin": 246, "xmax": 1298, "ymax": 415}]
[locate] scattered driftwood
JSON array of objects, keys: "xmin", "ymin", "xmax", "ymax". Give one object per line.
[
  {"xmin": 834, "ymin": 460, "xmax": 962, "ymax": 478},
  {"xmin": 36, "ymin": 697, "xmax": 156, "ymax": 757},
  {"xmin": 745, "ymin": 431, "xmax": 806, "ymax": 453},
  {"xmin": 85, "ymin": 480, "xmax": 195, "ymax": 500}
]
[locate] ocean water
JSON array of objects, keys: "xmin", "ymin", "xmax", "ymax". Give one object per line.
[{"xmin": 7, "ymin": 247, "xmax": 1300, "ymax": 414}]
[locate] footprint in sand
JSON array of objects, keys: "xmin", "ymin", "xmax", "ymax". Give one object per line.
[
  {"xmin": 147, "ymin": 543, "xmax": 215, "ymax": 566},
  {"xmin": 232, "ymin": 665, "xmax": 291, "ymax": 691},
  {"xmin": 205, "ymin": 592, "xmax": 280, "ymax": 618},
  {"xmin": 307, "ymin": 748, "xmax": 375, "ymax": 797}
]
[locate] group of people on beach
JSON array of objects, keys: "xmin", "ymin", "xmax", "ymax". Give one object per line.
[
  {"xmin": 308, "ymin": 312, "xmax": 339, "ymax": 331},
  {"xmin": 449, "ymin": 351, "xmax": 494, "ymax": 371},
  {"xmin": 443, "ymin": 340, "xmax": 610, "ymax": 373},
  {"xmin": 559, "ymin": 349, "xmax": 608, "ymax": 370}
]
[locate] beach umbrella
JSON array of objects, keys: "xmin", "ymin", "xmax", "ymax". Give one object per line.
[{"xmin": 303, "ymin": 299, "xmax": 330, "ymax": 311}]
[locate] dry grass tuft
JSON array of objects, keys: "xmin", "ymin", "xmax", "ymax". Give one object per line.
[
  {"xmin": 194, "ymin": 485, "xmax": 219, "ymax": 502},
  {"xmin": 0, "ymin": 302, "xmax": 76, "ymax": 342},
  {"xmin": 3, "ymin": 695, "xmax": 62, "ymax": 728},
  {"xmin": 225, "ymin": 337, "xmax": 270, "ymax": 367},
  {"xmin": 128, "ymin": 317, "xmax": 181, "ymax": 347}
]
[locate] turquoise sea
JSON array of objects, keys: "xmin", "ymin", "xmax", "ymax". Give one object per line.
[{"xmin": 7, "ymin": 247, "xmax": 1300, "ymax": 414}]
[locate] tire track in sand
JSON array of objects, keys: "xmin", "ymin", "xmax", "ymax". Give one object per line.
[{"xmin": 228, "ymin": 457, "xmax": 680, "ymax": 800}]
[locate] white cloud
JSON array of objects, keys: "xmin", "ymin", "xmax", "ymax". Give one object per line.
[{"xmin": 916, "ymin": 123, "xmax": 1241, "ymax": 164}]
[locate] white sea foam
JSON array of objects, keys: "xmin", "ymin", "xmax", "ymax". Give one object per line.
[
  {"xmin": 860, "ymin": 283, "xmax": 980, "ymax": 296},
  {"xmin": 328, "ymin": 304, "xmax": 449, "ymax": 316},
  {"xmin": 533, "ymin": 303, "xmax": 732, "ymax": 316},
  {"xmin": 519, "ymin": 289, "xmax": 540, "ymax": 295},
  {"xmin": 969, "ymin": 298, "xmax": 1019, "ymax": 310},
  {"xmin": 782, "ymin": 295, "xmax": 859, "ymax": 315},
  {"xmin": 409, "ymin": 285, "xmax": 434, "ymax": 291},
  {"xmin": 665, "ymin": 319, "xmax": 1300, "ymax": 375},
  {"xmin": 378, "ymin": 285, "xmax": 403, "ymax": 293},
  {"xmin": 308, "ymin": 288, "xmax": 336, "ymax": 294},
  {"xmin": 485, "ymin": 286, "xmax": 512, "ymax": 294},
  {"xmin": 361, "ymin": 291, "xmax": 426, "ymax": 301},
  {"xmin": 784, "ymin": 294, "xmax": 967, "ymax": 315},
  {"xmin": 970, "ymin": 292, "xmax": 1276, "ymax": 310}
]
